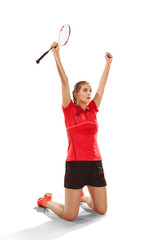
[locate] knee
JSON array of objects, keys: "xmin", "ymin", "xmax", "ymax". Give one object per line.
[
  {"xmin": 96, "ymin": 205, "xmax": 108, "ymax": 215},
  {"xmin": 65, "ymin": 213, "xmax": 78, "ymax": 221},
  {"xmin": 97, "ymin": 209, "xmax": 107, "ymax": 215}
]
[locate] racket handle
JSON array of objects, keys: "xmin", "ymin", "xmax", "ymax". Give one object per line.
[{"xmin": 36, "ymin": 48, "xmax": 52, "ymax": 64}]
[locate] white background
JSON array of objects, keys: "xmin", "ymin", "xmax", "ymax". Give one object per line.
[{"xmin": 0, "ymin": 0, "xmax": 160, "ymax": 239}]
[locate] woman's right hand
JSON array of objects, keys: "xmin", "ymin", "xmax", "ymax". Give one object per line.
[{"xmin": 50, "ymin": 41, "xmax": 60, "ymax": 56}]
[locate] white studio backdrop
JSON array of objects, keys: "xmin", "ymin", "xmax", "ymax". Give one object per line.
[{"xmin": 0, "ymin": 0, "xmax": 160, "ymax": 239}]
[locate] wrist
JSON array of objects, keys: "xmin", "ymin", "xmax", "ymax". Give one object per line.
[
  {"xmin": 54, "ymin": 52, "xmax": 60, "ymax": 58},
  {"xmin": 54, "ymin": 52, "xmax": 60, "ymax": 62},
  {"xmin": 105, "ymin": 61, "xmax": 112, "ymax": 67}
]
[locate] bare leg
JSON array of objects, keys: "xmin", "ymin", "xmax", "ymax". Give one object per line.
[
  {"xmin": 45, "ymin": 201, "xmax": 65, "ymax": 218},
  {"xmin": 80, "ymin": 195, "xmax": 97, "ymax": 211},
  {"xmin": 87, "ymin": 186, "xmax": 108, "ymax": 214},
  {"xmin": 80, "ymin": 186, "xmax": 107, "ymax": 215},
  {"xmin": 45, "ymin": 188, "xmax": 82, "ymax": 221}
]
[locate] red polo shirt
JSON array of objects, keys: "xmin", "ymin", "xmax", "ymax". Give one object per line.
[{"xmin": 62, "ymin": 99, "xmax": 102, "ymax": 162}]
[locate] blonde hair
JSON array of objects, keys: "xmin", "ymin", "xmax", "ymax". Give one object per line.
[{"xmin": 72, "ymin": 81, "xmax": 90, "ymax": 104}]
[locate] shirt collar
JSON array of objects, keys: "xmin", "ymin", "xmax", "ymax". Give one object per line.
[{"xmin": 75, "ymin": 104, "xmax": 90, "ymax": 113}]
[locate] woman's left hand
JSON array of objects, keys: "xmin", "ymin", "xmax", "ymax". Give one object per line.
[{"xmin": 105, "ymin": 52, "xmax": 113, "ymax": 63}]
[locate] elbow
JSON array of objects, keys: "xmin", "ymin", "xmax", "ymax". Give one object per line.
[{"xmin": 61, "ymin": 77, "xmax": 69, "ymax": 85}]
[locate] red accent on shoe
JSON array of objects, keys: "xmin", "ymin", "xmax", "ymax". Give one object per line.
[
  {"xmin": 80, "ymin": 191, "xmax": 84, "ymax": 197},
  {"xmin": 37, "ymin": 193, "xmax": 52, "ymax": 208}
]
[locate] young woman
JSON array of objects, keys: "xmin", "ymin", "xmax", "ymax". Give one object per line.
[{"xmin": 37, "ymin": 41, "xmax": 113, "ymax": 221}]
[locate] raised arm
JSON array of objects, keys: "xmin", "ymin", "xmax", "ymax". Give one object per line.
[
  {"xmin": 93, "ymin": 52, "xmax": 113, "ymax": 109},
  {"xmin": 51, "ymin": 42, "xmax": 71, "ymax": 108}
]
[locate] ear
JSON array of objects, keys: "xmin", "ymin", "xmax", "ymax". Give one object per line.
[{"xmin": 74, "ymin": 91, "xmax": 78, "ymax": 98}]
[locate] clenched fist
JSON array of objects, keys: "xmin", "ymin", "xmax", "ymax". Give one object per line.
[
  {"xmin": 105, "ymin": 52, "xmax": 113, "ymax": 63},
  {"xmin": 50, "ymin": 41, "xmax": 60, "ymax": 56}
]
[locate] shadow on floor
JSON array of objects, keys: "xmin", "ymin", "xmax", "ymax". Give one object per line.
[{"xmin": 0, "ymin": 204, "xmax": 106, "ymax": 240}]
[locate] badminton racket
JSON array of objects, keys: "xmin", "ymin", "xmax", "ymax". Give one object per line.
[{"xmin": 36, "ymin": 24, "xmax": 71, "ymax": 64}]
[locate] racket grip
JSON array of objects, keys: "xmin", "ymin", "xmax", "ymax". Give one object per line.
[{"xmin": 36, "ymin": 48, "xmax": 51, "ymax": 64}]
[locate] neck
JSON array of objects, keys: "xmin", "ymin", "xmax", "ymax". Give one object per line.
[{"xmin": 76, "ymin": 100, "xmax": 87, "ymax": 110}]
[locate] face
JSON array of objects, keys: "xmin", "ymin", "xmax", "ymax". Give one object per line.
[{"xmin": 76, "ymin": 84, "xmax": 92, "ymax": 104}]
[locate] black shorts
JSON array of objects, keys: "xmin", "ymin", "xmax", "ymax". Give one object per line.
[{"xmin": 64, "ymin": 160, "xmax": 107, "ymax": 189}]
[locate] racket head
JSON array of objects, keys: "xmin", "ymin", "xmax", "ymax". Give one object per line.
[{"xmin": 59, "ymin": 24, "xmax": 71, "ymax": 46}]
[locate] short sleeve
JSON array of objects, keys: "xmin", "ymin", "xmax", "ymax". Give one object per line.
[
  {"xmin": 62, "ymin": 99, "xmax": 75, "ymax": 114},
  {"xmin": 89, "ymin": 99, "xmax": 99, "ymax": 113}
]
